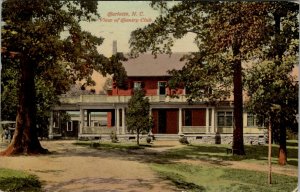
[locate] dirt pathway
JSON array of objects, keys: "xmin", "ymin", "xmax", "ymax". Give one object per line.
[{"xmin": 0, "ymin": 141, "xmax": 177, "ymax": 192}]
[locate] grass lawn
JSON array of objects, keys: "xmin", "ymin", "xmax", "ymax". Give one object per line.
[
  {"xmin": 0, "ymin": 168, "xmax": 41, "ymax": 192},
  {"xmin": 151, "ymin": 163, "xmax": 298, "ymax": 192},
  {"xmin": 154, "ymin": 141, "xmax": 298, "ymax": 191},
  {"xmin": 162, "ymin": 141, "xmax": 298, "ymax": 166}
]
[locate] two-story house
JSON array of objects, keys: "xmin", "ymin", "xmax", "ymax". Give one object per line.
[{"xmin": 49, "ymin": 53, "xmax": 266, "ymax": 144}]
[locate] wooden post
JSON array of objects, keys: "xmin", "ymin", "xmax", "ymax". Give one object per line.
[
  {"xmin": 178, "ymin": 108, "xmax": 182, "ymax": 135},
  {"xmin": 268, "ymin": 117, "xmax": 272, "ymax": 184}
]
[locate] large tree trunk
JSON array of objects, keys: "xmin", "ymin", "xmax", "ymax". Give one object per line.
[
  {"xmin": 232, "ymin": 41, "xmax": 245, "ymax": 155},
  {"xmin": 0, "ymin": 61, "xmax": 48, "ymax": 156},
  {"xmin": 273, "ymin": 12, "xmax": 287, "ymax": 165},
  {"xmin": 278, "ymin": 117, "xmax": 287, "ymax": 165}
]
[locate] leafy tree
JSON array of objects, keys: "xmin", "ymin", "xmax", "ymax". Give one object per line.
[
  {"xmin": 126, "ymin": 89, "xmax": 153, "ymax": 146},
  {"xmin": 168, "ymin": 52, "xmax": 233, "ymax": 104},
  {"xmin": 245, "ymin": 2, "xmax": 298, "ymax": 165},
  {"xmin": 245, "ymin": 59, "xmax": 298, "ymax": 165},
  {"xmin": 1, "ymin": 63, "xmax": 19, "ymax": 121},
  {"xmin": 130, "ymin": 2, "xmax": 273, "ymax": 155},
  {"xmin": 1, "ymin": 0, "xmax": 126, "ymax": 155},
  {"xmin": 102, "ymin": 77, "xmax": 113, "ymax": 94}
]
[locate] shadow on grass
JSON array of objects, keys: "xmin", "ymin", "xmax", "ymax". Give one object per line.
[
  {"xmin": 287, "ymin": 140, "xmax": 298, "ymax": 147},
  {"xmin": 160, "ymin": 144, "xmax": 298, "ymax": 164},
  {"xmin": 59, "ymin": 141, "xmax": 298, "ymax": 167},
  {"xmin": 287, "ymin": 160, "xmax": 298, "ymax": 166}
]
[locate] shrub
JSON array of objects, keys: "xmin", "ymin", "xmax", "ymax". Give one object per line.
[
  {"xmin": 0, "ymin": 176, "xmax": 41, "ymax": 192},
  {"xmin": 110, "ymin": 131, "xmax": 118, "ymax": 143},
  {"xmin": 146, "ymin": 136, "xmax": 152, "ymax": 144},
  {"xmin": 179, "ymin": 136, "xmax": 189, "ymax": 145},
  {"xmin": 90, "ymin": 142, "xmax": 100, "ymax": 148}
]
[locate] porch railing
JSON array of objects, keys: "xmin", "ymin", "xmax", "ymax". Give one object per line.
[
  {"xmin": 59, "ymin": 95, "xmax": 191, "ymax": 104},
  {"xmin": 217, "ymin": 127, "xmax": 233, "ymax": 134},
  {"xmin": 182, "ymin": 126, "xmax": 206, "ymax": 133},
  {"xmin": 82, "ymin": 126, "xmax": 116, "ymax": 134}
]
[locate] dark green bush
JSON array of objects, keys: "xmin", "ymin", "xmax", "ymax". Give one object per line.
[
  {"xmin": 110, "ymin": 131, "xmax": 118, "ymax": 143},
  {"xmin": 0, "ymin": 176, "xmax": 41, "ymax": 192},
  {"xmin": 179, "ymin": 136, "xmax": 189, "ymax": 145},
  {"xmin": 146, "ymin": 136, "xmax": 152, "ymax": 143}
]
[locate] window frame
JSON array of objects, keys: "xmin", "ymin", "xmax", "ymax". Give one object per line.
[
  {"xmin": 158, "ymin": 81, "xmax": 166, "ymax": 95},
  {"xmin": 66, "ymin": 121, "xmax": 73, "ymax": 131},
  {"xmin": 133, "ymin": 81, "xmax": 142, "ymax": 90},
  {"xmin": 217, "ymin": 111, "xmax": 233, "ymax": 127},
  {"xmin": 247, "ymin": 113, "xmax": 263, "ymax": 127}
]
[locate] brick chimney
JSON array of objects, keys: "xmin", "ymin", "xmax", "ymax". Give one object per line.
[{"xmin": 112, "ymin": 40, "xmax": 117, "ymax": 55}]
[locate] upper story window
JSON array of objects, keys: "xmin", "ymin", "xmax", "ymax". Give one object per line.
[
  {"xmin": 134, "ymin": 81, "xmax": 142, "ymax": 90},
  {"xmin": 217, "ymin": 111, "xmax": 233, "ymax": 127},
  {"xmin": 184, "ymin": 86, "xmax": 191, "ymax": 95},
  {"xmin": 158, "ymin": 82, "xmax": 166, "ymax": 95}
]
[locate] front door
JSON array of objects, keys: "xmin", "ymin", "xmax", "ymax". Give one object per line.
[{"xmin": 158, "ymin": 110, "xmax": 167, "ymax": 133}]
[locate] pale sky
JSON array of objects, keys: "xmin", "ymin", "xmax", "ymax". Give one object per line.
[
  {"xmin": 81, "ymin": 1, "xmax": 198, "ymax": 57},
  {"xmin": 81, "ymin": 1, "xmax": 198, "ymax": 93}
]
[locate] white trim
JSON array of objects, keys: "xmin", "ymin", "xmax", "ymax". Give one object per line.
[
  {"xmin": 79, "ymin": 109, "xmax": 84, "ymax": 134},
  {"xmin": 158, "ymin": 81, "xmax": 167, "ymax": 95},
  {"xmin": 67, "ymin": 121, "xmax": 73, "ymax": 132},
  {"xmin": 205, "ymin": 108, "xmax": 209, "ymax": 133},
  {"xmin": 116, "ymin": 108, "xmax": 120, "ymax": 134},
  {"xmin": 121, "ymin": 107, "xmax": 126, "ymax": 134},
  {"xmin": 211, "ymin": 108, "xmax": 215, "ymax": 133},
  {"xmin": 178, "ymin": 108, "xmax": 183, "ymax": 135}
]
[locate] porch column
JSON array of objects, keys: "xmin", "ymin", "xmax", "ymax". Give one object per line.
[
  {"xmin": 211, "ymin": 107, "xmax": 215, "ymax": 133},
  {"xmin": 121, "ymin": 107, "xmax": 126, "ymax": 134},
  {"xmin": 178, "ymin": 108, "xmax": 183, "ymax": 135},
  {"xmin": 80, "ymin": 108, "xmax": 84, "ymax": 135},
  {"xmin": 116, "ymin": 107, "xmax": 120, "ymax": 134},
  {"xmin": 86, "ymin": 109, "xmax": 91, "ymax": 127},
  {"xmin": 206, "ymin": 108, "xmax": 209, "ymax": 133},
  {"xmin": 49, "ymin": 111, "xmax": 54, "ymax": 139},
  {"xmin": 149, "ymin": 108, "xmax": 153, "ymax": 135}
]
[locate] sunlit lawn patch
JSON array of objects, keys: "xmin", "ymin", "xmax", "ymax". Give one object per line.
[{"xmin": 0, "ymin": 168, "xmax": 41, "ymax": 192}]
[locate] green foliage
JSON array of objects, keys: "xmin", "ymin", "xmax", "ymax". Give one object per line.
[
  {"xmin": 1, "ymin": 0, "xmax": 127, "ymax": 143},
  {"xmin": 168, "ymin": 52, "xmax": 233, "ymax": 103},
  {"xmin": 126, "ymin": 90, "xmax": 153, "ymax": 145},
  {"xmin": 1, "ymin": 67, "xmax": 19, "ymax": 121},
  {"xmin": 110, "ymin": 131, "xmax": 118, "ymax": 143},
  {"xmin": 0, "ymin": 168, "xmax": 41, "ymax": 192},
  {"xmin": 178, "ymin": 136, "xmax": 189, "ymax": 145},
  {"xmin": 245, "ymin": 60, "xmax": 298, "ymax": 126},
  {"xmin": 146, "ymin": 136, "xmax": 152, "ymax": 144},
  {"xmin": 130, "ymin": 1, "xmax": 298, "ymax": 155},
  {"xmin": 246, "ymin": 64, "xmax": 298, "ymax": 146}
]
